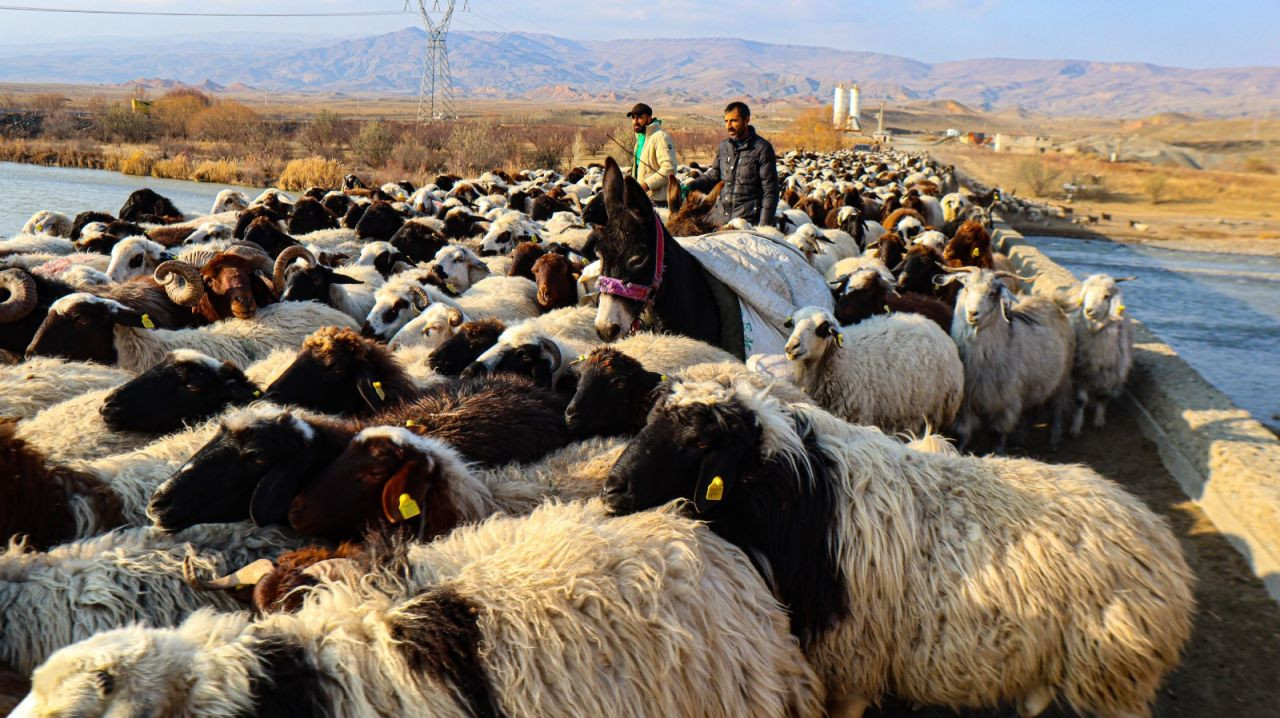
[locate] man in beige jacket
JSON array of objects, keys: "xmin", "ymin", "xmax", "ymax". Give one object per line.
[{"xmin": 627, "ymin": 102, "xmax": 678, "ymax": 207}]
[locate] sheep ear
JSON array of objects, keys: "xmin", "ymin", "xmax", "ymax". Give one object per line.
[
  {"xmin": 692, "ymin": 433, "xmax": 756, "ymax": 514},
  {"xmin": 783, "ymin": 316, "xmax": 794, "ymax": 329},
  {"xmin": 249, "ymin": 464, "xmax": 307, "ymax": 526},
  {"xmin": 380, "ymin": 461, "xmax": 426, "ymax": 525},
  {"xmin": 331, "ymin": 274, "xmax": 363, "ymax": 285},
  {"xmin": 355, "ymin": 372, "xmax": 389, "ymax": 411}
]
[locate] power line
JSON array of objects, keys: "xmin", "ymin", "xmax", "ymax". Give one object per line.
[{"xmin": 0, "ymin": 4, "xmax": 408, "ymax": 17}]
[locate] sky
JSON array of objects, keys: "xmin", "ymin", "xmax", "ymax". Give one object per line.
[{"xmin": 0, "ymin": 0, "xmax": 1275, "ymax": 69}]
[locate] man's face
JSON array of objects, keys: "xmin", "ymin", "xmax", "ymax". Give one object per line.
[
  {"xmin": 632, "ymin": 113, "xmax": 651, "ymax": 133},
  {"xmin": 724, "ymin": 109, "xmax": 748, "ymax": 140}
]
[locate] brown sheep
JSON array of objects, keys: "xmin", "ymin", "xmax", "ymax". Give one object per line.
[
  {"xmin": 943, "ymin": 219, "xmax": 994, "ymax": 269},
  {"xmin": 265, "ymin": 326, "xmax": 420, "ymax": 417},
  {"xmin": 531, "ymin": 253, "xmax": 578, "ymax": 313},
  {"xmin": 507, "ymin": 242, "xmax": 547, "ymax": 281}
]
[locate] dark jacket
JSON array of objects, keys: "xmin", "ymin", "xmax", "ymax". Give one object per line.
[{"xmin": 688, "ymin": 126, "xmax": 778, "ymax": 227}]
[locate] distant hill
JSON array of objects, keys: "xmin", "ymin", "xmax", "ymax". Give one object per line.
[{"xmin": 0, "ymin": 28, "xmax": 1276, "ymax": 117}]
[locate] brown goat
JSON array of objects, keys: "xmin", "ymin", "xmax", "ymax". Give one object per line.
[
  {"xmin": 0, "ymin": 420, "xmax": 124, "ymax": 550},
  {"xmin": 792, "ymin": 196, "xmax": 826, "ymax": 226},
  {"xmin": 943, "ymin": 220, "xmax": 994, "ymax": 269},
  {"xmin": 507, "ymin": 242, "xmax": 546, "ymax": 281},
  {"xmin": 531, "ymin": 253, "xmax": 578, "ymax": 313}
]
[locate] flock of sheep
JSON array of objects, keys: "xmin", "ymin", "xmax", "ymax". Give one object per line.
[{"xmin": 0, "ymin": 147, "xmax": 1190, "ymax": 718}]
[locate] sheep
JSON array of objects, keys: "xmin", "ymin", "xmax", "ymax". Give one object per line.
[
  {"xmin": 14, "ymin": 389, "xmax": 154, "ymax": 463},
  {"xmin": 940, "ymin": 192, "xmax": 970, "ymax": 224},
  {"xmin": 530, "ymin": 252, "xmax": 579, "ymax": 312},
  {"xmin": 389, "ymin": 218, "xmax": 448, "ymax": 264},
  {"xmin": 1060, "ymin": 274, "xmax": 1136, "ymax": 435},
  {"xmin": 118, "ymin": 188, "xmax": 184, "ymax": 225},
  {"xmin": 287, "ymin": 197, "xmax": 339, "ymax": 236},
  {"xmin": 0, "ymin": 521, "xmax": 299, "ymax": 676},
  {"xmin": 154, "ymin": 246, "xmax": 277, "ymax": 323},
  {"xmin": 275, "ymin": 245, "xmax": 384, "ymax": 323},
  {"xmin": 239, "ymin": 215, "xmax": 301, "ymax": 258},
  {"xmin": 211, "ymin": 189, "xmax": 249, "ymax": 214},
  {"xmin": 507, "ymin": 241, "xmax": 546, "ymax": 280},
  {"xmin": 0, "ymin": 234, "xmax": 74, "ymax": 257},
  {"xmin": 784, "ymin": 306, "xmax": 963, "ymax": 433},
  {"xmin": 16, "ymin": 500, "xmax": 823, "ymax": 718},
  {"xmin": 832, "ymin": 267, "xmax": 953, "ymax": 331},
  {"xmin": 943, "ymin": 219, "xmax": 994, "ymax": 269},
  {"xmin": 941, "ymin": 267, "xmax": 1075, "ymax": 452},
  {"xmin": 604, "ymin": 380, "xmax": 1195, "ymax": 718},
  {"xmin": 180, "ymin": 220, "xmax": 233, "ymax": 245},
  {"xmin": 361, "ymin": 269, "xmax": 457, "ymax": 341},
  {"xmin": 565, "ymin": 346, "xmax": 806, "ymax": 438},
  {"xmin": 421, "ymin": 274, "xmax": 540, "ymax": 326},
  {"xmin": 0, "ymin": 356, "xmax": 130, "ymax": 421},
  {"xmin": 354, "ymin": 240, "xmax": 410, "ymax": 278},
  {"xmin": 429, "ymin": 243, "xmax": 489, "ymax": 294},
  {"xmin": 99, "ymin": 349, "xmax": 262, "ymax": 435},
  {"xmin": 463, "ymin": 322, "xmax": 584, "ymax": 391},
  {"xmin": 387, "ymin": 302, "xmax": 468, "ymax": 351},
  {"xmin": 479, "ymin": 210, "xmax": 540, "ymax": 254},
  {"xmin": 823, "ymin": 253, "xmax": 892, "ymax": 285},
  {"xmin": 26, "ymin": 293, "xmax": 358, "ymax": 373},
  {"xmin": 264, "ymin": 326, "xmax": 419, "ymax": 417},
  {"xmin": 0, "ymin": 414, "xmax": 224, "ymax": 548},
  {"xmin": 103, "ymin": 237, "xmax": 174, "ymax": 284},
  {"xmin": 354, "ymin": 200, "xmax": 407, "ymax": 241},
  {"xmin": 19, "ymin": 211, "xmax": 71, "ymax": 238},
  {"xmin": 426, "ymin": 318, "xmax": 505, "ymax": 376}
]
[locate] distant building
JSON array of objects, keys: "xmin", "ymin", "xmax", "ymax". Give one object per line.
[
  {"xmin": 945, "ymin": 128, "xmax": 961, "ymax": 138},
  {"xmin": 993, "ymin": 133, "xmax": 1053, "ymax": 154}
]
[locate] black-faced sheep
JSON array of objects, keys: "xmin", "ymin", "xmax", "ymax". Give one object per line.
[
  {"xmin": 99, "ymin": 349, "xmax": 261, "ymax": 435},
  {"xmin": 264, "ymin": 326, "xmax": 419, "ymax": 417},
  {"xmin": 604, "ymin": 380, "xmax": 1194, "ymax": 718}
]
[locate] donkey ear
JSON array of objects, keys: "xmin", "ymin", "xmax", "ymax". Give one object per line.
[
  {"xmin": 666, "ymin": 174, "xmax": 681, "ymax": 212},
  {"xmin": 623, "ymin": 175, "xmax": 652, "ymax": 218},
  {"xmin": 602, "ymin": 157, "xmax": 624, "ymax": 220}
]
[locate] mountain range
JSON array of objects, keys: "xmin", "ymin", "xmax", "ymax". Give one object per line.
[{"xmin": 1, "ymin": 28, "xmax": 1276, "ymax": 117}]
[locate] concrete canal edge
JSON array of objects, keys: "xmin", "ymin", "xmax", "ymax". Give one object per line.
[{"xmin": 992, "ymin": 221, "xmax": 1280, "ymax": 604}]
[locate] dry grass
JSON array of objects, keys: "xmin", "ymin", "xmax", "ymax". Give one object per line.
[
  {"xmin": 150, "ymin": 153, "xmax": 192, "ymax": 179},
  {"xmin": 191, "ymin": 158, "xmax": 241, "ymax": 184},
  {"xmin": 116, "ymin": 149, "xmax": 153, "ymax": 176},
  {"xmin": 775, "ymin": 106, "xmax": 844, "ymax": 152},
  {"xmin": 278, "ymin": 156, "xmax": 345, "ymax": 191}
]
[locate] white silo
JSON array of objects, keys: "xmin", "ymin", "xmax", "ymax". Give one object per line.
[
  {"xmin": 833, "ymin": 84, "xmax": 848, "ymax": 130},
  {"xmin": 848, "ymin": 84, "xmax": 862, "ymax": 130}
]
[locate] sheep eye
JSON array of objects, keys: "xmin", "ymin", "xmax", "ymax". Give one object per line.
[
  {"xmin": 129, "ymin": 255, "xmax": 143, "ymax": 268},
  {"xmin": 95, "ymin": 670, "xmax": 115, "ymax": 695}
]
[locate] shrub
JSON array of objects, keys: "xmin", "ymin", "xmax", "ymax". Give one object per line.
[
  {"xmin": 301, "ymin": 110, "xmax": 354, "ymax": 157},
  {"xmin": 101, "ymin": 102, "xmax": 152, "ymax": 143},
  {"xmin": 28, "ymin": 93, "xmax": 68, "ymax": 113},
  {"xmin": 118, "ymin": 149, "xmax": 154, "ymax": 176},
  {"xmin": 1242, "ymin": 157, "xmax": 1276, "ymax": 175},
  {"xmin": 776, "ymin": 106, "xmax": 842, "ymax": 152},
  {"xmin": 151, "ymin": 153, "xmax": 192, "ymax": 180},
  {"xmin": 192, "ymin": 158, "xmax": 241, "ymax": 184},
  {"xmin": 1143, "ymin": 173, "xmax": 1170, "ymax": 204},
  {"xmin": 525, "ymin": 125, "xmax": 575, "ymax": 170},
  {"xmin": 1016, "ymin": 158, "xmax": 1062, "ymax": 198},
  {"xmin": 354, "ymin": 121, "xmax": 396, "ymax": 167},
  {"xmin": 153, "ymin": 91, "xmax": 211, "ymax": 138},
  {"xmin": 188, "ymin": 101, "xmax": 261, "ymax": 143},
  {"xmin": 448, "ymin": 122, "xmax": 518, "ymax": 174},
  {"xmin": 278, "ymin": 156, "xmax": 346, "ymax": 191}
]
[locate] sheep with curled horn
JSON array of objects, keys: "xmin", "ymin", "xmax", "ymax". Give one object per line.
[
  {"xmin": 153, "ymin": 243, "xmax": 277, "ymax": 323},
  {"xmin": 274, "ymin": 244, "xmax": 384, "ymax": 324},
  {"xmin": 603, "ymin": 379, "xmax": 1193, "ymax": 718},
  {"xmin": 938, "ymin": 265, "xmax": 1075, "ymax": 453}
]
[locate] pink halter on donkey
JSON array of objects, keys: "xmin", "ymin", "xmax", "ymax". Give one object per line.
[{"xmin": 595, "ymin": 214, "xmax": 667, "ymax": 305}]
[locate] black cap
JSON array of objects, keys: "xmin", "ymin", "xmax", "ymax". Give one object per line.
[{"xmin": 626, "ymin": 103, "xmax": 653, "ymax": 118}]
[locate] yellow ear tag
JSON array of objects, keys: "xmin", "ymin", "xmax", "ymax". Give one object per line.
[
  {"xmin": 531, "ymin": 236, "xmax": 541, "ymax": 244},
  {"xmin": 883, "ymin": 305, "xmax": 891, "ymax": 313},
  {"xmin": 659, "ymin": 374, "xmax": 669, "ymax": 382},
  {"xmin": 705, "ymin": 476, "xmax": 724, "ymax": 502},
  {"xmin": 971, "ymin": 247, "xmax": 981, "ymax": 258},
  {"xmin": 35, "ymin": 224, "xmax": 43, "ymax": 233},
  {"xmin": 1116, "ymin": 304, "xmax": 1126, "ymax": 315},
  {"xmin": 252, "ymin": 390, "xmax": 261, "ymax": 398},
  {"xmin": 572, "ymin": 354, "xmax": 586, "ymax": 364},
  {"xmin": 446, "ymin": 283, "xmax": 458, "ymax": 294},
  {"xmin": 405, "ymin": 419, "xmax": 420, "ymax": 427},
  {"xmin": 372, "ymin": 381, "xmax": 386, "ymax": 401},
  {"xmin": 141, "ymin": 314, "xmax": 156, "ymax": 329},
  {"xmin": 835, "ymin": 333, "xmax": 844, "ymax": 347},
  {"xmin": 398, "ymin": 493, "xmax": 421, "ymax": 520}
]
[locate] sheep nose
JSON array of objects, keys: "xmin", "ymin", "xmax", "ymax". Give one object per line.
[{"xmin": 360, "ymin": 322, "xmax": 376, "ymax": 338}]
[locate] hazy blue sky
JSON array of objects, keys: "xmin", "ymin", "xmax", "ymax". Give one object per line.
[{"xmin": 0, "ymin": 0, "xmax": 1274, "ymax": 68}]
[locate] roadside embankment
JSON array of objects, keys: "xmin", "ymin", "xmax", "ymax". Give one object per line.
[{"xmin": 994, "ymin": 220, "xmax": 1280, "ymax": 604}]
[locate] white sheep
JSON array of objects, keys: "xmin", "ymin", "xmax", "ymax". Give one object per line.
[
  {"xmin": 479, "ymin": 211, "xmax": 540, "ymax": 254},
  {"xmin": 15, "ymin": 389, "xmax": 150, "ymax": 463},
  {"xmin": 104, "ymin": 236, "xmax": 172, "ymax": 283},
  {"xmin": 606, "ymin": 381, "xmax": 1194, "ymax": 718},
  {"xmin": 0, "ymin": 521, "xmax": 299, "ymax": 675},
  {"xmin": 432, "ymin": 243, "xmax": 490, "ymax": 293},
  {"xmin": 0, "ymin": 357, "xmax": 131, "ymax": 421},
  {"xmin": 388, "ymin": 302, "xmax": 468, "ymax": 351},
  {"xmin": 783, "ymin": 306, "xmax": 963, "ymax": 433},
  {"xmin": 450, "ymin": 274, "xmax": 540, "ymax": 325},
  {"xmin": 362, "ymin": 269, "xmax": 458, "ymax": 340},
  {"xmin": 942, "ymin": 268, "xmax": 1075, "ymax": 452},
  {"xmin": 180, "ymin": 221, "xmax": 233, "ymax": 245},
  {"xmin": 16, "ymin": 500, "xmax": 823, "ymax": 718},
  {"xmin": 0, "ymin": 234, "xmax": 74, "ymax": 257},
  {"xmin": 210, "ymin": 189, "xmax": 249, "ymax": 214},
  {"xmin": 1061, "ymin": 273, "xmax": 1136, "ymax": 435},
  {"xmin": 19, "ymin": 211, "xmax": 72, "ymax": 238}
]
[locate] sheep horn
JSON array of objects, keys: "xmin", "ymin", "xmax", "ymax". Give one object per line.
[
  {"xmin": 225, "ymin": 243, "xmax": 274, "ymax": 276},
  {"xmin": 273, "ymin": 245, "xmax": 317, "ymax": 292},
  {"xmin": 154, "ymin": 260, "xmax": 206, "ymax": 307},
  {"xmin": 182, "ymin": 556, "xmax": 275, "ymax": 592},
  {"xmin": 938, "ymin": 264, "xmax": 978, "ymax": 274},
  {"xmin": 0, "ymin": 269, "xmax": 38, "ymax": 323}
]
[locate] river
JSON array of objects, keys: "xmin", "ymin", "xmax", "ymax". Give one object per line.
[
  {"xmin": 1028, "ymin": 235, "xmax": 1280, "ymax": 432},
  {"xmin": 0, "ymin": 161, "xmax": 262, "ymax": 237}
]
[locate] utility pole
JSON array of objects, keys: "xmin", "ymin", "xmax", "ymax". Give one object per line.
[{"xmin": 408, "ymin": 0, "xmax": 468, "ymax": 123}]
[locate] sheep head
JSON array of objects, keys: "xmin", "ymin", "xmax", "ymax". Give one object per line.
[
  {"xmin": 531, "ymin": 253, "xmax": 577, "ymax": 313},
  {"xmin": 603, "ymin": 380, "xmax": 762, "ymax": 517},
  {"xmin": 25, "ymin": 293, "xmax": 150, "ymax": 365},
  {"xmin": 391, "ymin": 302, "xmax": 466, "ymax": 351},
  {"xmin": 783, "ymin": 306, "xmax": 843, "ymax": 363},
  {"xmin": 1076, "ymin": 273, "xmax": 1134, "ymax": 332},
  {"xmin": 564, "ymin": 347, "xmax": 663, "ymax": 439},
  {"xmin": 432, "ymin": 245, "xmax": 489, "ymax": 293},
  {"xmin": 288, "ymin": 427, "xmax": 485, "ymax": 540},
  {"xmin": 100, "ymin": 349, "xmax": 259, "ymax": 435},
  {"xmin": 426, "ymin": 318, "xmax": 504, "ymax": 376},
  {"xmin": 265, "ymin": 326, "xmax": 409, "ymax": 416},
  {"xmin": 106, "ymin": 237, "xmax": 173, "ymax": 284}
]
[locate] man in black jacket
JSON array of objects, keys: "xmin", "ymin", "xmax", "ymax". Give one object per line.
[{"xmin": 684, "ymin": 101, "xmax": 778, "ymax": 227}]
